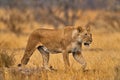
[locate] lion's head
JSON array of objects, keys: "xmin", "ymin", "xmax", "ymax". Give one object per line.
[{"xmin": 72, "ymin": 25, "xmax": 92, "ymax": 47}]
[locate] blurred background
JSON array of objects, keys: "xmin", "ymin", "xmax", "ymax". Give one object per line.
[
  {"xmin": 0, "ymin": 0, "xmax": 120, "ymax": 80},
  {"xmin": 0, "ymin": 0, "xmax": 120, "ymax": 36}
]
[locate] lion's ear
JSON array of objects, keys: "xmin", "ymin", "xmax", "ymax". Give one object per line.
[
  {"xmin": 85, "ymin": 22, "xmax": 91, "ymax": 32},
  {"xmin": 86, "ymin": 25, "xmax": 90, "ymax": 32},
  {"xmin": 76, "ymin": 26, "xmax": 83, "ymax": 32}
]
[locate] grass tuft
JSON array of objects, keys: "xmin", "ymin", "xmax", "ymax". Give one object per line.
[{"xmin": 0, "ymin": 50, "xmax": 15, "ymax": 68}]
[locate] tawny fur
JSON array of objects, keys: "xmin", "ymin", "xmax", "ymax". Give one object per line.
[{"xmin": 19, "ymin": 26, "xmax": 92, "ymax": 71}]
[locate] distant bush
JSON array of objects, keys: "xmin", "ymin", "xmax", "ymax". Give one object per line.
[{"xmin": 7, "ymin": 10, "xmax": 25, "ymax": 36}]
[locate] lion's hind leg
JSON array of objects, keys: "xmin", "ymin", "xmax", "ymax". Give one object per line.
[
  {"xmin": 18, "ymin": 37, "xmax": 39, "ymax": 67},
  {"xmin": 37, "ymin": 46, "xmax": 57, "ymax": 71},
  {"xmin": 20, "ymin": 46, "xmax": 36, "ymax": 67},
  {"xmin": 37, "ymin": 46, "xmax": 51, "ymax": 71},
  {"xmin": 20, "ymin": 48, "xmax": 36, "ymax": 66}
]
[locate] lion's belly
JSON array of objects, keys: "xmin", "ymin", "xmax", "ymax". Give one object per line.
[
  {"xmin": 41, "ymin": 46, "xmax": 72, "ymax": 54},
  {"xmin": 41, "ymin": 41, "xmax": 74, "ymax": 54},
  {"xmin": 45, "ymin": 41, "xmax": 81, "ymax": 54},
  {"xmin": 43, "ymin": 42, "xmax": 63, "ymax": 52},
  {"xmin": 38, "ymin": 29, "xmax": 73, "ymax": 53}
]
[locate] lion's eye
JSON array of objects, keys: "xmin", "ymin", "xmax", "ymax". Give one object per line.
[{"xmin": 85, "ymin": 33, "xmax": 87, "ymax": 35}]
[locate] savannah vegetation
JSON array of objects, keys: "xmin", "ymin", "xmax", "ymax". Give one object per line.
[{"xmin": 0, "ymin": 0, "xmax": 120, "ymax": 80}]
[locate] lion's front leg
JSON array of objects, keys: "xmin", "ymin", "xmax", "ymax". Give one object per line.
[
  {"xmin": 72, "ymin": 51, "xmax": 87, "ymax": 71},
  {"xmin": 63, "ymin": 50, "xmax": 70, "ymax": 69}
]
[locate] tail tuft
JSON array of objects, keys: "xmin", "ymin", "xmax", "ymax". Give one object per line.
[{"xmin": 18, "ymin": 64, "xmax": 22, "ymax": 67}]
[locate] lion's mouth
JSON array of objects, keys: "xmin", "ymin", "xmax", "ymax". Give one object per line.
[{"xmin": 84, "ymin": 43, "xmax": 90, "ymax": 47}]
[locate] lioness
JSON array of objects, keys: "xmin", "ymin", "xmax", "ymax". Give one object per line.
[{"xmin": 18, "ymin": 26, "xmax": 92, "ymax": 71}]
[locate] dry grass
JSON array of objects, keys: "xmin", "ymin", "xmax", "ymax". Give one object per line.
[
  {"xmin": 0, "ymin": 9, "xmax": 120, "ymax": 80},
  {"xmin": 0, "ymin": 50, "xmax": 15, "ymax": 68},
  {"xmin": 0, "ymin": 30, "xmax": 120, "ymax": 80}
]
